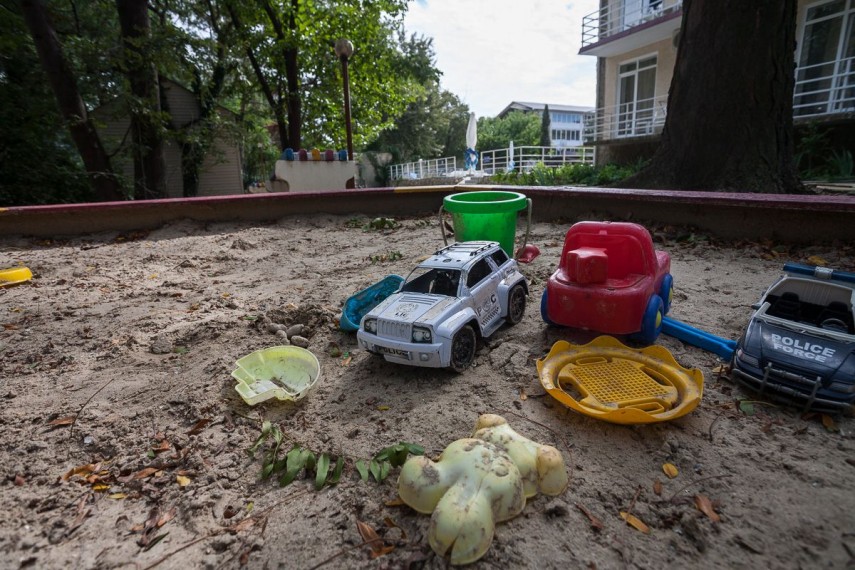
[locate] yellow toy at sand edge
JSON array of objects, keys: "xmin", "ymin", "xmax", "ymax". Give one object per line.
[
  {"xmin": 397, "ymin": 414, "xmax": 568, "ymax": 565},
  {"xmin": 0, "ymin": 266, "xmax": 32, "ymax": 287},
  {"xmin": 537, "ymin": 335, "xmax": 704, "ymax": 424}
]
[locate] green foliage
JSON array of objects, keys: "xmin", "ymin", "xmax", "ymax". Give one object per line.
[
  {"xmin": 540, "ymin": 105, "xmax": 551, "ymax": 147},
  {"xmin": 490, "ymin": 161, "xmax": 641, "ymax": 187},
  {"xmin": 366, "ymin": 35, "xmax": 469, "ymax": 164},
  {"xmin": 9, "ymin": 0, "xmax": 441, "ymax": 204},
  {"xmin": 829, "ymin": 149, "xmax": 853, "ymax": 179},
  {"xmin": 476, "ymin": 112, "xmax": 540, "ymax": 152},
  {"xmin": 0, "ymin": 4, "xmax": 95, "ymax": 206},
  {"xmin": 248, "ymin": 422, "xmax": 422, "ymax": 489},
  {"xmin": 794, "ymin": 123, "xmax": 854, "ymax": 181}
]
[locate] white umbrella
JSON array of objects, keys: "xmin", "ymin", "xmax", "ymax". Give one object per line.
[
  {"xmin": 465, "ymin": 113, "xmax": 478, "ymax": 172},
  {"xmin": 507, "ymin": 140, "xmax": 515, "ymax": 172}
]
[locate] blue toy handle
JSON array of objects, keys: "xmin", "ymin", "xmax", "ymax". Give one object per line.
[
  {"xmin": 661, "ymin": 317, "xmax": 737, "ymax": 360},
  {"xmin": 783, "ymin": 262, "xmax": 855, "ymax": 284}
]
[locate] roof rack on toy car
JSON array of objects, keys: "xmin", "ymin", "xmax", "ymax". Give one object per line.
[{"xmin": 783, "ymin": 262, "xmax": 855, "ymax": 285}]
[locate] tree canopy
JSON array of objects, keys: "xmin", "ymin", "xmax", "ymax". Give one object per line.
[
  {"xmin": 476, "ymin": 112, "xmax": 541, "ymax": 153},
  {"xmin": 4, "ymin": 0, "xmax": 445, "ymax": 204}
]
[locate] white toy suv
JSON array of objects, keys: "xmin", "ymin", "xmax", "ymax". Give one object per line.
[{"xmin": 357, "ymin": 241, "xmax": 528, "ymax": 372}]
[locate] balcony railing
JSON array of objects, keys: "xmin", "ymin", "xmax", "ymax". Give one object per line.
[
  {"xmin": 581, "ymin": 0, "xmax": 683, "ymax": 48},
  {"xmin": 794, "ymin": 55, "xmax": 855, "ymax": 118},
  {"xmin": 480, "ymin": 146, "xmax": 595, "ymax": 175},
  {"xmin": 584, "ymin": 94, "xmax": 669, "ymax": 143},
  {"xmin": 388, "ymin": 157, "xmax": 457, "ymax": 180}
]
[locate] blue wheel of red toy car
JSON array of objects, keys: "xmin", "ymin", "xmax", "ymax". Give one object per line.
[
  {"xmin": 660, "ymin": 274, "xmax": 673, "ymax": 315},
  {"xmin": 639, "ymin": 295, "xmax": 665, "ymax": 345},
  {"xmin": 541, "ymin": 289, "xmax": 556, "ymax": 326}
]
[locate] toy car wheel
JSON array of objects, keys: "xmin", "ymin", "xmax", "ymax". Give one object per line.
[
  {"xmin": 450, "ymin": 325, "xmax": 477, "ymax": 372},
  {"xmin": 639, "ymin": 295, "xmax": 665, "ymax": 345},
  {"xmin": 540, "ymin": 289, "xmax": 556, "ymax": 326},
  {"xmin": 506, "ymin": 284, "xmax": 526, "ymax": 325},
  {"xmin": 660, "ymin": 274, "xmax": 674, "ymax": 315}
]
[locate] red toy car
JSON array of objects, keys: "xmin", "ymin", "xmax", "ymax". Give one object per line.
[{"xmin": 541, "ymin": 221, "xmax": 672, "ymax": 344}]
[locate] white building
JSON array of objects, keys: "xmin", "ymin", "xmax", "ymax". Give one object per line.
[{"xmin": 497, "ymin": 102, "xmax": 595, "ymax": 148}]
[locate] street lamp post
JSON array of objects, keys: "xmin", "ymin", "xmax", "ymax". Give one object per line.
[{"xmin": 334, "ymin": 39, "xmax": 354, "ymax": 161}]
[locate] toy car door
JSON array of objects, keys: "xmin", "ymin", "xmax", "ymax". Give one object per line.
[{"xmin": 466, "ymin": 258, "xmax": 501, "ymax": 329}]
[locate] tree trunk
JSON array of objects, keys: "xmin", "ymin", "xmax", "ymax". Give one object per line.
[
  {"xmin": 20, "ymin": 0, "xmax": 124, "ymax": 202},
  {"xmin": 619, "ymin": 0, "xmax": 803, "ymax": 193},
  {"xmin": 116, "ymin": 0, "xmax": 167, "ymax": 199},
  {"xmin": 284, "ymin": 0, "xmax": 301, "ymax": 150}
]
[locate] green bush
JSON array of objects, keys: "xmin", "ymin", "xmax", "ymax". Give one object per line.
[{"xmin": 488, "ymin": 161, "xmax": 640, "ymax": 187}]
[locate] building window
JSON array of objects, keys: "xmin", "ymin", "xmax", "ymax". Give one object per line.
[
  {"xmin": 616, "ymin": 55, "xmax": 657, "ymax": 137},
  {"xmin": 795, "ymin": 0, "xmax": 855, "ymax": 117}
]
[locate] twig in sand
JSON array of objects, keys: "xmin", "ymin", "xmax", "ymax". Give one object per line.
[
  {"xmin": 708, "ymin": 413, "xmax": 723, "ymax": 442},
  {"xmin": 69, "ymin": 376, "xmax": 118, "ymax": 439},
  {"xmin": 667, "ymin": 473, "xmax": 733, "ymax": 503},
  {"xmin": 496, "ymin": 408, "xmax": 572, "ymax": 455},
  {"xmin": 141, "ymin": 490, "xmax": 310, "ymax": 570}
]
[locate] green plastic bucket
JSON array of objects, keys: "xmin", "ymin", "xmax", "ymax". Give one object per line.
[{"xmin": 443, "ymin": 191, "xmax": 528, "ymax": 255}]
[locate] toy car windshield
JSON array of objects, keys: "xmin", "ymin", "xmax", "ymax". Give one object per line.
[{"xmin": 401, "ymin": 268, "xmax": 461, "ymax": 297}]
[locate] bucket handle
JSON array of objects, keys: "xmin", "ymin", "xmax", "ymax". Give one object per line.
[
  {"xmin": 518, "ymin": 198, "xmax": 533, "ymax": 258},
  {"xmin": 438, "ymin": 198, "xmax": 533, "ymax": 257},
  {"xmin": 438, "ymin": 204, "xmax": 449, "ymax": 247}
]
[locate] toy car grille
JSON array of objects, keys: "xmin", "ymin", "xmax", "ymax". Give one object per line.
[{"xmin": 378, "ymin": 319, "xmax": 409, "ymax": 340}]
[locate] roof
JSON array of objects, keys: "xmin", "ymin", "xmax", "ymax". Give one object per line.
[
  {"xmin": 422, "ymin": 241, "xmax": 499, "ymax": 270},
  {"xmin": 497, "ymin": 101, "xmax": 595, "ymax": 118}
]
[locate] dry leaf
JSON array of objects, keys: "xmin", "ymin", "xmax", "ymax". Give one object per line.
[
  {"xmin": 176, "ymin": 475, "xmax": 191, "ymax": 487},
  {"xmin": 152, "ymin": 440, "xmax": 171, "ymax": 453},
  {"xmin": 383, "ymin": 517, "xmax": 408, "ymax": 540},
  {"xmin": 377, "ymin": 405, "xmax": 389, "ymax": 411},
  {"xmin": 575, "ymin": 503, "xmax": 604, "ymax": 531},
  {"xmin": 694, "ymin": 494, "xmax": 721, "ymax": 523},
  {"xmin": 132, "ymin": 467, "xmax": 159, "ymax": 480},
  {"xmin": 92, "ymin": 483, "xmax": 109, "ymax": 492},
  {"xmin": 663, "ymin": 463, "xmax": 679, "ymax": 479},
  {"xmin": 356, "ymin": 520, "xmax": 394, "ymax": 559},
  {"xmin": 384, "ymin": 497, "xmax": 406, "ymax": 507},
  {"xmin": 186, "ymin": 418, "xmax": 212, "ymax": 435},
  {"xmin": 653, "ymin": 480, "xmax": 663, "ymax": 496},
  {"xmin": 821, "ymin": 414, "xmax": 839, "ymax": 433},
  {"xmin": 807, "ymin": 255, "xmax": 828, "ymax": 266},
  {"xmin": 620, "ymin": 511, "xmax": 650, "ymax": 534},
  {"xmin": 14, "ymin": 474, "xmax": 25, "ymax": 486},
  {"xmin": 109, "ymin": 493, "xmax": 127, "ymax": 500},
  {"xmin": 342, "ymin": 355, "xmax": 352, "ymax": 366},
  {"xmin": 519, "ymin": 388, "xmax": 528, "ymax": 401},
  {"xmin": 712, "ymin": 364, "xmax": 727, "ymax": 374},
  {"xmin": 157, "ymin": 507, "xmax": 176, "ymax": 528},
  {"xmin": 47, "ymin": 416, "xmax": 76, "ymax": 427},
  {"xmin": 232, "ymin": 518, "xmax": 255, "ymax": 533},
  {"xmin": 62, "ymin": 463, "xmax": 98, "ymax": 481}
]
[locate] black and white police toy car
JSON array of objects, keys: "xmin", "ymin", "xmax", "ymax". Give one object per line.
[
  {"xmin": 357, "ymin": 241, "xmax": 528, "ymax": 372},
  {"xmin": 731, "ymin": 263, "xmax": 855, "ymax": 414}
]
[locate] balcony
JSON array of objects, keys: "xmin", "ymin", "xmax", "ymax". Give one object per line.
[
  {"xmin": 584, "ymin": 94, "xmax": 668, "ymax": 143},
  {"xmin": 580, "ymin": 0, "xmax": 683, "ymax": 58}
]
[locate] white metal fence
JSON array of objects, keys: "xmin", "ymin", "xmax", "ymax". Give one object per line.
[
  {"xmin": 480, "ymin": 146, "xmax": 595, "ymax": 175},
  {"xmin": 387, "ymin": 157, "xmax": 457, "ymax": 181}
]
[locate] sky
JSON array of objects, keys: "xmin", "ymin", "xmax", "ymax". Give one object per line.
[{"xmin": 403, "ymin": 0, "xmax": 600, "ymax": 118}]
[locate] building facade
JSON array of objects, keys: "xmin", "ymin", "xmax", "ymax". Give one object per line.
[
  {"xmin": 497, "ymin": 102, "xmax": 595, "ymax": 148},
  {"xmin": 580, "ymin": 0, "xmax": 855, "ymax": 164}
]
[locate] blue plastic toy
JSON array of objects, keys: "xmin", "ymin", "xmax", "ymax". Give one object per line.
[
  {"xmin": 661, "ymin": 317, "xmax": 737, "ymax": 360},
  {"xmin": 340, "ymin": 275, "xmax": 405, "ymax": 332}
]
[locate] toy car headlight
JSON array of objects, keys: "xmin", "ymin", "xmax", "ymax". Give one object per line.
[
  {"xmin": 364, "ymin": 318, "xmax": 378, "ymax": 333},
  {"xmin": 735, "ymin": 348, "xmax": 759, "ymax": 367},
  {"xmin": 412, "ymin": 326, "xmax": 432, "ymax": 343}
]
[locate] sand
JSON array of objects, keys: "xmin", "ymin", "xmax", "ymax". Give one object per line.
[{"xmin": 1, "ymin": 213, "xmax": 854, "ymax": 569}]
